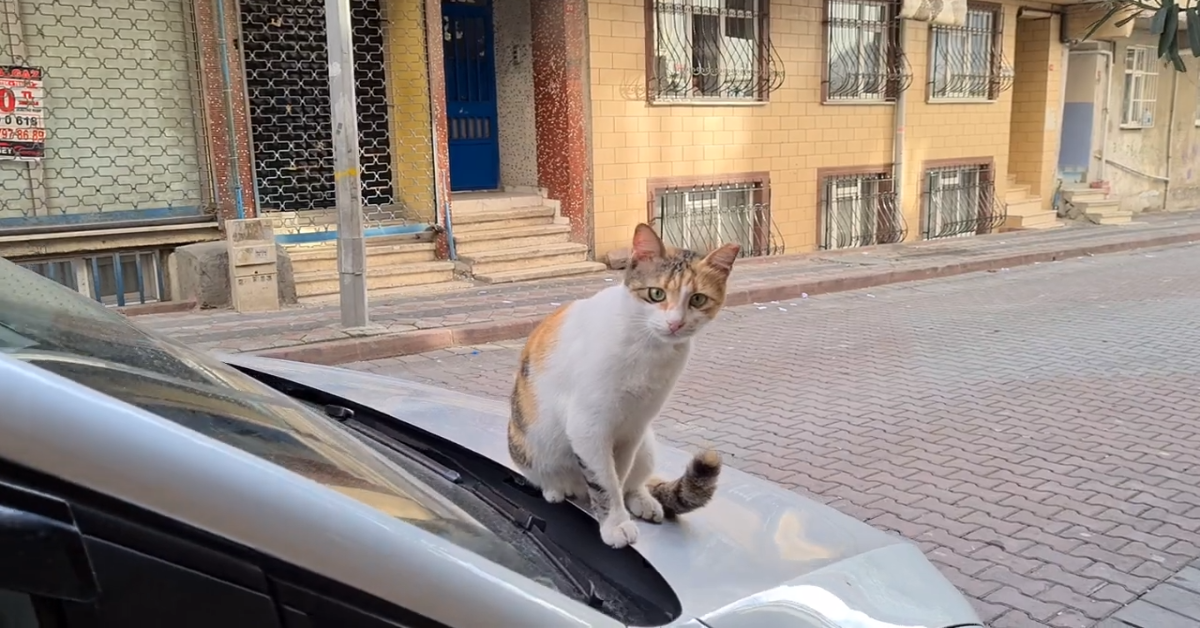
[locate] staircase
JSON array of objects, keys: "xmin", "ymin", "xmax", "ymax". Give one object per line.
[
  {"xmin": 285, "ymin": 231, "xmax": 465, "ymax": 303},
  {"xmin": 450, "ymin": 190, "xmax": 606, "ymax": 284},
  {"xmin": 1001, "ymin": 176, "xmax": 1061, "ymax": 231},
  {"xmin": 1061, "ymin": 184, "xmax": 1132, "ymax": 225}
]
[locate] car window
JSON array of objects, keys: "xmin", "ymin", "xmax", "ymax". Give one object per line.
[{"xmin": 0, "ymin": 258, "xmax": 550, "ymax": 589}]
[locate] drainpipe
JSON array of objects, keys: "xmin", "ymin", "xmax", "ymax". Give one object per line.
[
  {"xmin": 892, "ymin": 20, "xmax": 907, "ymax": 230},
  {"xmin": 214, "ymin": 0, "xmax": 246, "ymax": 220},
  {"xmin": 1164, "ymin": 65, "xmax": 1179, "ymax": 207},
  {"xmin": 1068, "ymin": 47, "xmax": 1113, "ymax": 183}
]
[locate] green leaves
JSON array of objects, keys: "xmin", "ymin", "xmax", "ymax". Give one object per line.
[
  {"xmin": 1187, "ymin": 7, "xmax": 1200, "ymax": 57},
  {"xmin": 1085, "ymin": 1, "xmax": 1197, "ymax": 73}
]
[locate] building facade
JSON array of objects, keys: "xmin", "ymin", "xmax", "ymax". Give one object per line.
[{"xmin": 1, "ymin": 0, "xmax": 1195, "ymax": 308}]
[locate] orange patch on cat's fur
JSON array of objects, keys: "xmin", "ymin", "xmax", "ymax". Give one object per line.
[{"xmin": 509, "ymin": 304, "xmax": 568, "ymax": 440}]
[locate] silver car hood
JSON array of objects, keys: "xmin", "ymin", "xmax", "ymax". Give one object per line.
[{"xmin": 225, "ymin": 355, "xmax": 981, "ymax": 628}]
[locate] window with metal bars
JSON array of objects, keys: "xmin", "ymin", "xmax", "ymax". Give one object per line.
[
  {"xmin": 19, "ymin": 250, "xmax": 167, "ymax": 307},
  {"xmin": 646, "ymin": 0, "xmax": 784, "ymax": 102},
  {"xmin": 239, "ymin": 0, "xmax": 396, "ymax": 212},
  {"xmin": 928, "ymin": 4, "xmax": 1009, "ymax": 101},
  {"xmin": 1122, "ymin": 46, "xmax": 1159, "ymax": 128},
  {"xmin": 921, "ymin": 163, "xmax": 1005, "ymax": 240},
  {"xmin": 819, "ymin": 171, "xmax": 906, "ymax": 249},
  {"xmin": 824, "ymin": 0, "xmax": 911, "ymax": 102},
  {"xmin": 651, "ymin": 179, "xmax": 783, "ymax": 257}
]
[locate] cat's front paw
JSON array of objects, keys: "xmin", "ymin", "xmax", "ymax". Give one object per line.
[
  {"xmin": 600, "ymin": 519, "xmax": 639, "ymax": 548},
  {"xmin": 542, "ymin": 488, "xmax": 567, "ymax": 504},
  {"xmin": 627, "ymin": 491, "xmax": 665, "ymax": 524}
]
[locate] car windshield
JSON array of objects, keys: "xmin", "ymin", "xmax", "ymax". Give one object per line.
[{"xmin": 0, "ymin": 259, "xmax": 555, "ymax": 588}]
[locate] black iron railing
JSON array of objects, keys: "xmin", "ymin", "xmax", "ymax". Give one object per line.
[
  {"xmin": 824, "ymin": 0, "xmax": 912, "ymax": 101},
  {"xmin": 819, "ymin": 172, "xmax": 907, "ymax": 249},
  {"xmin": 240, "ymin": 0, "xmax": 395, "ymax": 211},
  {"xmin": 654, "ymin": 181, "xmax": 784, "ymax": 257},
  {"xmin": 928, "ymin": 6, "xmax": 1013, "ymax": 100},
  {"xmin": 921, "ymin": 164, "xmax": 1006, "ymax": 240},
  {"xmin": 648, "ymin": 0, "xmax": 785, "ymax": 101}
]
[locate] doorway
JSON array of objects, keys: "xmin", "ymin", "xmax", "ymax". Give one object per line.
[{"xmin": 443, "ymin": 0, "xmax": 501, "ymax": 192}]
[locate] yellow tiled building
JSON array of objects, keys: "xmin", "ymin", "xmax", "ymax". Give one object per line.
[{"xmin": 585, "ymin": 0, "xmax": 1066, "ymax": 258}]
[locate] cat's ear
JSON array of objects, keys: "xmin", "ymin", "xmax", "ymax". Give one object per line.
[
  {"xmin": 703, "ymin": 243, "xmax": 741, "ymax": 275},
  {"xmin": 631, "ymin": 223, "xmax": 666, "ymax": 263}
]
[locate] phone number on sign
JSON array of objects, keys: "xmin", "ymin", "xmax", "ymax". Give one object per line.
[
  {"xmin": 2, "ymin": 114, "xmax": 40, "ymax": 127},
  {"xmin": 0, "ymin": 128, "xmax": 45, "ymax": 141}
]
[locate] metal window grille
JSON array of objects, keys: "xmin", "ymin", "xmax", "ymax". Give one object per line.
[
  {"xmin": 929, "ymin": 6, "xmax": 1013, "ymax": 100},
  {"xmin": 240, "ymin": 0, "xmax": 430, "ymax": 234},
  {"xmin": 1121, "ymin": 46, "xmax": 1158, "ymax": 128},
  {"xmin": 19, "ymin": 250, "xmax": 167, "ymax": 307},
  {"xmin": 648, "ymin": 0, "xmax": 785, "ymax": 101},
  {"xmin": 819, "ymin": 172, "xmax": 906, "ymax": 249},
  {"xmin": 0, "ymin": 0, "xmax": 208, "ymax": 230},
  {"xmin": 824, "ymin": 0, "xmax": 911, "ymax": 101},
  {"xmin": 921, "ymin": 164, "xmax": 1005, "ymax": 240},
  {"xmin": 654, "ymin": 181, "xmax": 783, "ymax": 257}
]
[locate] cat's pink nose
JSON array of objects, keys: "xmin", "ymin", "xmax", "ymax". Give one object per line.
[{"xmin": 668, "ymin": 321, "xmax": 685, "ymax": 333}]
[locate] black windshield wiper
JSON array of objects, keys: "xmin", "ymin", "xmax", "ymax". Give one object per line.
[
  {"xmin": 339, "ymin": 416, "xmax": 605, "ymax": 610},
  {"xmin": 343, "ymin": 420, "xmax": 463, "ymax": 484}
]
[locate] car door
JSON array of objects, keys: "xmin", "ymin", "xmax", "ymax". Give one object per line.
[{"xmin": 0, "ymin": 472, "xmax": 447, "ymax": 628}]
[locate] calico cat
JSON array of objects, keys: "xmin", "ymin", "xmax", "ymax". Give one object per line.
[{"xmin": 506, "ymin": 223, "xmax": 740, "ymax": 548}]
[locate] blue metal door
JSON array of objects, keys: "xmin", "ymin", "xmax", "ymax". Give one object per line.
[{"xmin": 443, "ymin": 0, "xmax": 500, "ymax": 192}]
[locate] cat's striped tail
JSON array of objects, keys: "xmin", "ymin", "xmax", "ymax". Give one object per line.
[{"xmin": 647, "ymin": 449, "xmax": 722, "ymax": 518}]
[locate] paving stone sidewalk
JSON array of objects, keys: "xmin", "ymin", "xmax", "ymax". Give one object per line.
[{"xmin": 139, "ymin": 212, "xmax": 1200, "ymax": 364}]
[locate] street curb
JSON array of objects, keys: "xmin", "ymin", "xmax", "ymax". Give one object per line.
[{"xmin": 252, "ymin": 229, "xmax": 1200, "ymax": 366}]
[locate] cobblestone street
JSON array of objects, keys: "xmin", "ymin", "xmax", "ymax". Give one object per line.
[{"xmin": 344, "ymin": 243, "xmax": 1200, "ymax": 627}]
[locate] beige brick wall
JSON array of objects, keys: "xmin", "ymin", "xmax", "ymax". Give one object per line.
[
  {"xmin": 1007, "ymin": 15, "xmax": 1064, "ymax": 206},
  {"xmin": 587, "ymin": 0, "xmax": 1056, "ymax": 256}
]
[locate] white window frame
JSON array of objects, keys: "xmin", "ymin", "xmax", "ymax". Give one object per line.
[
  {"xmin": 657, "ymin": 183, "xmax": 760, "ymax": 253},
  {"xmin": 925, "ymin": 166, "xmax": 984, "ymax": 239},
  {"xmin": 825, "ymin": 0, "xmax": 894, "ymax": 102},
  {"xmin": 823, "ymin": 175, "xmax": 883, "ymax": 249},
  {"xmin": 929, "ymin": 6, "xmax": 999, "ymax": 101},
  {"xmin": 18, "ymin": 251, "xmax": 165, "ymax": 307},
  {"xmin": 1121, "ymin": 46, "xmax": 1158, "ymax": 129},
  {"xmin": 651, "ymin": 0, "xmax": 763, "ymax": 102}
]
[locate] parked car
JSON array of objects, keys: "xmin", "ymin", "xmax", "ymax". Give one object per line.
[{"xmin": 0, "ymin": 257, "xmax": 983, "ymax": 628}]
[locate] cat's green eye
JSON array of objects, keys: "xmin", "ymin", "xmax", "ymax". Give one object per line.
[
  {"xmin": 646, "ymin": 288, "xmax": 667, "ymax": 303},
  {"xmin": 689, "ymin": 293, "xmax": 709, "ymax": 308}
]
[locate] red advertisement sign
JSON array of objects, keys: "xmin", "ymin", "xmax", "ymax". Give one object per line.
[{"xmin": 0, "ymin": 66, "xmax": 45, "ymax": 161}]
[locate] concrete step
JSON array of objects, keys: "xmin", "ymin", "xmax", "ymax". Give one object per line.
[
  {"xmin": 1086, "ymin": 210, "xmax": 1134, "ymax": 225},
  {"xmin": 1075, "ymin": 199, "xmax": 1122, "ymax": 215},
  {"xmin": 287, "ymin": 240, "xmax": 437, "ymax": 274},
  {"xmin": 453, "ymin": 224, "xmax": 572, "ymax": 255},
  {"xmin": 451, "ymin": 205, "xmax": 557, "ymax": 233},
  {"xmin": 1005, "ymin": 184, "xmax": 1031, "ymax": 204},
  {"xmin": 460, "ymin": 242, "xmax": 590, "ymax": 275},
  {"xmin": 452, "ymin": 191, "xmax": 544, "ymax": 213},
  {"xmin": 1062, "ymin": 188, "xmax": 1110, "ymax": 205},
  {"xmin": 297, "ymin": 279, "xmax": 473, "ymax": 305},
  {"xmin": 294, "ymin": 260, "xmax": 456, "ymax": 298},
  {"xmin": 1002, "ymin": 210, "xmax": 1060, "ymax": 230},
  {"xmin": 474, "ymin": 261, "xmax": 608, "ymax": 285},
  {"xmin": 1006, "ymin": 196, "xmax": 1046, "ymax": 217}
]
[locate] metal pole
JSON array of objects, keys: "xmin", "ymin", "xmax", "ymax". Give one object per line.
[{"xmin": 326, "ymin": 0, "xmax": 368, "ymax": 328}]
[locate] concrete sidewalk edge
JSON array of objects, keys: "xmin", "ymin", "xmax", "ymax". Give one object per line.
[{"xmin": 251, "ymin": 229, "xmax": 1200, "ymax": 366}]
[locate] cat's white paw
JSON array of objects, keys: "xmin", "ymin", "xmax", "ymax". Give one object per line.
[
  {"xmin": 542, "ymin": 488, "xmax": 567, "ymax": 503},
  {"xmin": 600, "ymin": 519, "xmax": 639, "ymax": 548},
  {"xmin": 627, "ymin": 491, "xmax": 665, "ymax": 523}
]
